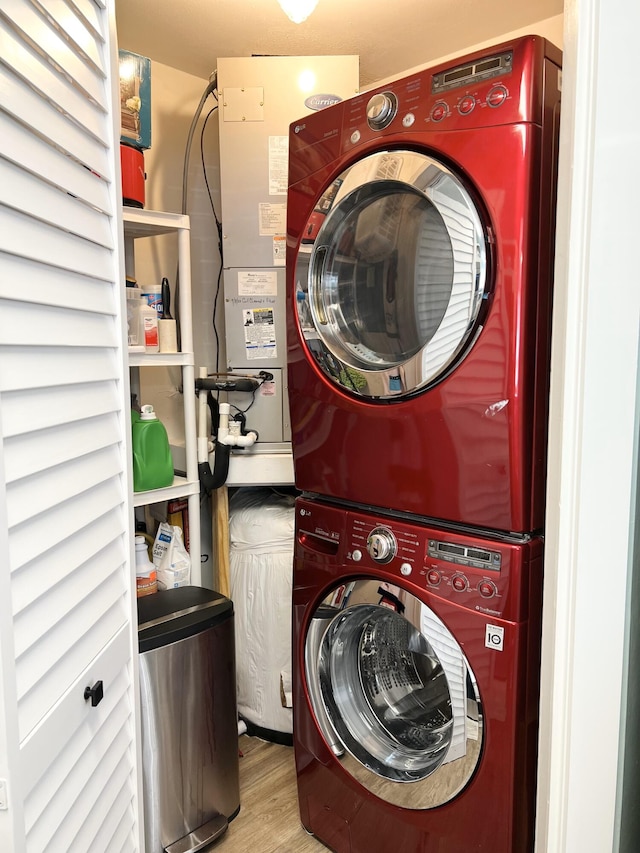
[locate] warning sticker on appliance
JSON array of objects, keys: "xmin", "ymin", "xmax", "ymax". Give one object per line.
[
  {"xmin": 273, "ymin": 235, "xmax": 286, "ymax": 266},
  {"xmin": 268, "ymin": 136, "xmax": 289, "ymax": 195},
  {"xmin": 238, "ymin": 270, "xmax": 277, "ymax": 296},
  {"xmin": 242, "ymin": 308, "xmax": 277, "ymax": 360},
  {"xmin": 259, "ymin": 203, "xmax": 286, "ymax": 236}
]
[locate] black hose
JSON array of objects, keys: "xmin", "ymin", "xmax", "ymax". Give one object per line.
[
  {"xmin": 174, "ymin": 72, "xmax": 218, "ymax": 341},
  {"xmin": 198, "ymin": 442, "xmax": 230, "ymax": 494},
  {"xmin": 182, "ymin": 73, "xmax": 217, "ymax": 215}
]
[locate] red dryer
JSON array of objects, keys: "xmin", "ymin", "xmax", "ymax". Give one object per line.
[
  {"xmin": 287, "ymin": 36, "xmax": 562, "ymax": 535},
  {"xmin": 293, "ymin": 496, "xmax": 544, "ymax": 852}
]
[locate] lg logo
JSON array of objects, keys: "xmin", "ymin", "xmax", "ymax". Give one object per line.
[{"xmin": 485, "ymin": 624, "xmax": 504, "ymax": 652}]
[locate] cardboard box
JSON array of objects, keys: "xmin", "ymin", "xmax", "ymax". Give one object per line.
[
  {"xmin": 119, "ymin": 49, "xmax": 151, "ymax": 149},
  {"xmin": 167, "ymin": 498, "xmax": 190, "ymax": 553}
]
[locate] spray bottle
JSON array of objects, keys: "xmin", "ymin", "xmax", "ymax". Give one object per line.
[{"xmin": 135, "ymin": 535, "xmax": 157, "ymax": 597}]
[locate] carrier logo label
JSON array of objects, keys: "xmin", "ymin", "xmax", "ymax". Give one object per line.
[
  {"xmin": 485, "ymin": 624, "xmax": 504, "ymax": 651},
  {"xmin": 304, "ymin": 93, "xmax": 342, "ymax": 111}
]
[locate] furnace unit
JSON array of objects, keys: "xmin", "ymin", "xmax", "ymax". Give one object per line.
[{"xmin": 217, "ymin": 55, "xmax": 359, "ymax": 454}]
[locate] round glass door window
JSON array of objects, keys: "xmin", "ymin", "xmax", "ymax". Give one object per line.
[
  {"xmin": 305, "ymin": 581, "xmax": 483, "ymax": 809},
  {"xmin": 295, "ymin": 150, "xmax": 489, "ymax": 399}
]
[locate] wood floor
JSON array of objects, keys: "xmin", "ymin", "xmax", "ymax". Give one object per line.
[{"xmin": 215, "ymin": 735, "xmax": 328, "ymax": 853}]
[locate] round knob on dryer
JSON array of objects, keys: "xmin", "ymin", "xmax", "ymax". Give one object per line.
[
  {"xmin": 366, "ymin": 92, "xmax": 398, "ymax": 130},
  {"xmin": 366, "ymin": 527, "xmax": 397, "ymax": 563}
]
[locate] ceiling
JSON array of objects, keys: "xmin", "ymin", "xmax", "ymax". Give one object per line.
[{"xmin": 115, "ymin": 0, "xmax": 563, "ymax": 88}]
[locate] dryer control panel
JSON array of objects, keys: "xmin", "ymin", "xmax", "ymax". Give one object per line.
[
  {"xmin": 431, "ymin": 49, "xmax": 513, "ymax": 94},
  {"xmin": 289, "ymin": 36, "xmax": 562, "ymax": 188}
]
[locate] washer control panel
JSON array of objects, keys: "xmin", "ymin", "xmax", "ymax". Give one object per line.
[
  {"xmin": 428, "ymin": 538, "xmax": 501, "ymax": 570},
  {"xmin": 297, "ymin": 498, "xmax": 541, "ymax": 623},
  {"xmin": 342, "ymin": 512, "xmax": 530, "ymax": 619},
  {"xmin": 366, "ymin": 526, "xmax": 397, "ymax": 563},
  {"xmin": 296, "ymin": 498, "xmax": 543, "ymax": 622}
]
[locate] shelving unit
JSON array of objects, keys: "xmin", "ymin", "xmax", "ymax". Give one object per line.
[{"xmin": 123, "ymin": 207, "xmax": 201, "ymax": 585}]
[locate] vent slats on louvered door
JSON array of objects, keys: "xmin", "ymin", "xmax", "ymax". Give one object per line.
[{"xmin": 0, "ymin": 0, "xmax": 139, "ymax": 850}]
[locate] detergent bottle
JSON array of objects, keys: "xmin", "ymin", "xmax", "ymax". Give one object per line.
[
  {"xmin": 132, "ymin": 404, "xmax": 174, "ymax": 492},
  {"xmin": 134, "ymin": 535, "xmax": 157, "ymax": 597}
]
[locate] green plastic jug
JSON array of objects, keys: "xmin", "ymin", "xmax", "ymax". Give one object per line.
[{"xmin": 132, "ymin": 404, "xmax": 174, "ymax": 492}]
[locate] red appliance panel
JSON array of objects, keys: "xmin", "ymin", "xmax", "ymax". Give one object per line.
[
  {"xmin": 288, "ymin": 126, "xmax": 546, "ymax": 534},
  {"xmin": 286, "ymin": 36, "xmax": 560, "ymax": 535},
  {"xmin": 293, "ymin": 497, "xmax": 544, "ymax": 853}
]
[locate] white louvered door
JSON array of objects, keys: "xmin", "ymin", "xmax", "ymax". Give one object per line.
[{"xmin": 0, "ymin": 1, "xmax": 141, "ymax": 851}]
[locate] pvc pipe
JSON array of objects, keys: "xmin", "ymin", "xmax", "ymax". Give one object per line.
[{"xmin": 217, "ymin": 403, "xmax": 258, "ymax": 448}]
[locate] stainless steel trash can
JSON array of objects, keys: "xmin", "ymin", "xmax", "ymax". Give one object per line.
[{"xmin": 137, "ymin": 586, "xmax": 240, "ymax": 853}]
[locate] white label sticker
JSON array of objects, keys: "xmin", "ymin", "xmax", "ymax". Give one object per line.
[
  {"xmin": 238, "ymin": 270, "xmax": 278, "ymax": 296},
  {"xmin": 259, "ymin": 203, "xmax": 286, "ymax": 236},
  {"xmin": 485, "ymin": 624, "xmax": 504, "ymax": 651},
  {"xmin": 268, "ymin": 136, "xmax": 288, "ymax": 195},
  {"xmin": 273, "ymin": 234, "xmax": 286, "ymax": 266}
]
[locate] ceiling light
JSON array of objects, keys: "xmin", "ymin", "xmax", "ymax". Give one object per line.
[{"xmin": 277, "ymin": 0, "xmax": 319, "ymax": 24}]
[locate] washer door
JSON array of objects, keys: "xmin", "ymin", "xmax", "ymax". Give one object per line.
[
  {"xmin": 295, "ymin": 150, "xmax": 488, "ymax": 399},
  {"xmin": 305, "ymin": 580, "xmax": 483, "ymax": 809}
]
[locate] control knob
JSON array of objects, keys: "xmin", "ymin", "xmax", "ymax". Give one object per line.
[
  {"xmin": 366, "ymin": 92, "xmax": 398, "ymax": 130},
  {"xmin": 366, "ymin": 527, "xmax": 397, "ymax": 563},
  {"xmin": 487, "ymin": 84, "xmax": 508, "ymax": 108}
]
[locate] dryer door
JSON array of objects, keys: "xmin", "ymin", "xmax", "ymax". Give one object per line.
[
  {"xmin": 295, "ymin": 150, "xmax": 488, "ymax": 399},
  {"xmin": 305, "ymin": 580, "xmax": 483, "ymax": 809}
]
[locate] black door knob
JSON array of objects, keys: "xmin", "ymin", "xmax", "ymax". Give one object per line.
[{"xmin": 84, "ymin": 680, "xmax": 104, "ymax": 707}]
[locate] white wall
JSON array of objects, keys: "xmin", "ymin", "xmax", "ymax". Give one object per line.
[{"xmin": 368, "ymin": 14, "xmax": 563, "ymax": 86}]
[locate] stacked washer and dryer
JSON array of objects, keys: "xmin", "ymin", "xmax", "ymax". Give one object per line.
[{"xmin": 286, "ymin": 36, "xmax": 561, "ymax": 853}]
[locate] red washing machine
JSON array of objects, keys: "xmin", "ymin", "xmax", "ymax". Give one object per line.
[
  {"xmin": 287, "ymin": 36, "xmax": 562, "ymax": 535},
  {"xmin": 293, "ymin": 496, "xmax": 544, "ymax": 852}
]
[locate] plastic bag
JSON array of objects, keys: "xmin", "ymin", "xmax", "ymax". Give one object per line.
[{"xmin": 152, "ymin": 522, "xmax": 191, "ymax": 589}]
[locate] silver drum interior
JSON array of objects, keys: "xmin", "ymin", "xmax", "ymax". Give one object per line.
[
  {"xmin": 304, "ymin": 580, "xmax": 483, "ymax": 809},
  {"xmin": 294, "ymin": 150, "xmax": 488, "ymax": 399}
]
